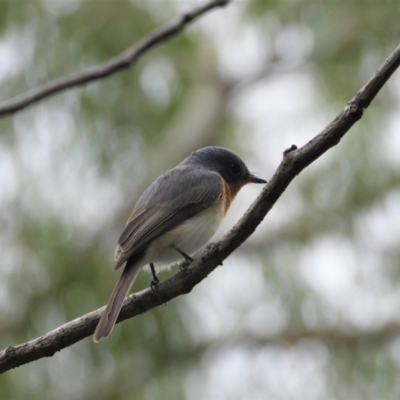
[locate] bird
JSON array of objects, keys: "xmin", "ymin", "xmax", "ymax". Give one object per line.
[{"xmin": 93, "ymin": 146, "xmax": 266, "ymax": 342}]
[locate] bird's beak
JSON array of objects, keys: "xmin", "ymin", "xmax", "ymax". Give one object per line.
[{"xmin": 246, "ymin": 173, "xmax": 267, "ymax": 184}]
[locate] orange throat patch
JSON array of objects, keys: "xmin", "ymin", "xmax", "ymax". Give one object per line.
[{"xmin": 222, "ymin": 179, "xmax": 247, "ymax": 215}]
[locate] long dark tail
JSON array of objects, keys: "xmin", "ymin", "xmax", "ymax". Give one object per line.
[{"xmin": 93, "ymin": 257, "xmax": 143, "ymax": 342}]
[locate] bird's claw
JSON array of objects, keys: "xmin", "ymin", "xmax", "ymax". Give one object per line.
[
  {"xmin": 150, "ymin": 279, "xmax": 160, "ymax": 291},
  {"xmin": 179, "ymin": 259, "xmax": 191, "ymax": 270}
]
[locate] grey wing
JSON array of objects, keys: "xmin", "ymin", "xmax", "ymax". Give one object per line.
[{"xmin": 114, "ymin": 166, "xmax": 223, "ymax": 268}]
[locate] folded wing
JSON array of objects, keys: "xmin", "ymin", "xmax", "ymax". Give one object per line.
[{"xmin": 114, "ymin": 166, "xmax": 223, "ymax": 269}]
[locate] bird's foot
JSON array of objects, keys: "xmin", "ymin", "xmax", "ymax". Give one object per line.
[
  {"xmin": 179, "ymin": 259, "xmax": 192, "ymax": 270},
  {"xmin": 150, "ymin": 277, "xmax": 160, "ymax": 291},
  {"xmin": 149, "ymin": 263, "xmax": 160, "ymax": 291}
]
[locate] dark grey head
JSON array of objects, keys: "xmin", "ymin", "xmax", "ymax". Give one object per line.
[{"xmin": 181, "ymin": 146, "xmax": 266, "ymax": 185}]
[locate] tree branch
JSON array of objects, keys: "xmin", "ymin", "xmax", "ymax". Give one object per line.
[
  {"xmin": 1, "ymin": 44, "xmax": 399, "ymax": 373},
  {"xmin": 0, "ymin": 0, "xmax": 230, "ymax": 117}
]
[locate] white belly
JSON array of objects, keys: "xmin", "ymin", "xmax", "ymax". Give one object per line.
[{"xmin": 142, "ymin": 206, "xmax": 223, "ymax": 273}]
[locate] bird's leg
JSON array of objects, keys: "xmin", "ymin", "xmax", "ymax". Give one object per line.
[
  {"xmin": 171, "ymin": 245, "xmax": 193, "ymax": 270},
  {"xmin": 150, "ymin": 263, "xmax": 160, "ymax": 291},
  {"xmin": 171, "ymin": 245, "xmax": 193, "ymax": 261}
]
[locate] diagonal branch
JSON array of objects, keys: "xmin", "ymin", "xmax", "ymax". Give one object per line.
[
  {"xmin": 1, "ymin": 44, "xmax": 399, "ymax": 373},
  {"xmin": 0, "ymin": 0, "xmax": 229, "ymax": 117}
]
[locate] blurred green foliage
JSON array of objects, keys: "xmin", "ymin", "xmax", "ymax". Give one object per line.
[{"xmin": 1, "ymin": 1, "xmax": 400, "ymax": 399}]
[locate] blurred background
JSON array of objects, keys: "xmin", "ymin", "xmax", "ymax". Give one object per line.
[{"xmin": 1, "ymin": 0, "xmax": 400, "ymax": 399}]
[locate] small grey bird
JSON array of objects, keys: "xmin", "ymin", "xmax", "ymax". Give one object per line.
[{"xmin": 93, "ymin": 146, "xmax": 266, "ymax": 342}]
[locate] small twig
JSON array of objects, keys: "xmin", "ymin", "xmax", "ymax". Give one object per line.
[
  {"xmin": 1, "ymin": 43, "xmax": 399, "ymax": 374},
  {"xmin": 0, "ymin": 0, "xmax": 230, "ymax": 117}
]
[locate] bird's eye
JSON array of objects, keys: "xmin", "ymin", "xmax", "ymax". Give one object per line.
[{"xmin": 231, "ymin": 164, "xmax": 241, "ymax": 176}]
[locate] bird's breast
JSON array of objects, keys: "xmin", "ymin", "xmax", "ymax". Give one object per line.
[{"xmin": 144, "ymin": 201, "xmax": 225, "ymax": 270}]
